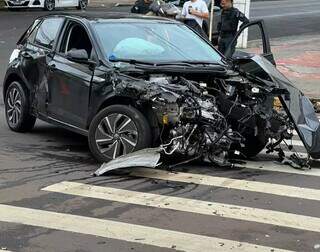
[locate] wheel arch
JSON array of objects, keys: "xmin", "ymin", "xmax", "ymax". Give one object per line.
[
  {"xmin": 89, "ymin": 96, "xmax": 160, "ymax": 146},
  {"xmin": 3, "ymin": 73, "xmax": 29, "ymax": 101}
]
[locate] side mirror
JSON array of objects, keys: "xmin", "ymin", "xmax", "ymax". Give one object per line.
[
  {"xmin": 67, "ymin": 49, "xmax": 89, "ymax": 63},
  {"xmin": 66, "ymin": 49, "xmax": 97, "ymax": 69},
  {"xmin": 213, "ymin": 6, "xmax": 220, "ymax": 12}
]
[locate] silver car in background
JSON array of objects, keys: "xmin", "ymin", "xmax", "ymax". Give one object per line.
[{"xmin": 3, "ymin": 0, "xmax": 88, "ymax": 11}]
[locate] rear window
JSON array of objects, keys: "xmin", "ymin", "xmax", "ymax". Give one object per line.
[
  {"xmin": 34, "ymin": 17, "xmax": 64, "ymax": 49},
  {"xmin": 18, "ymin": 19, "xmax": 41, "ymax": 45}
]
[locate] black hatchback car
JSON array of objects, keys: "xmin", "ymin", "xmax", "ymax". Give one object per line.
[
  {"xmin": 4, "ymin": 13, "xmax": 228, "ymax": 162},
  {"xmin": 4, "ymin": 13, "xmax": 320, "ymax": 165}
]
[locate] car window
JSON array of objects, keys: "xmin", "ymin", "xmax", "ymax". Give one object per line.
[
  {"xmin": 34, "ymin": 17, "xmax": 64, "ymax": 49},
  {"xmin": 60, "ymin": 22, "xmax": 96, "ymax": 61},
  {"xmin": 18, "ymin": 19, "xmax": 41, "ymax": 45},
  {"xmin": 94, "ymin": 22, "xmax": 222, "ymax": 64},
  {"xmin": 27, "ymin": 21, "xmax": 41, "ymax": 43}
]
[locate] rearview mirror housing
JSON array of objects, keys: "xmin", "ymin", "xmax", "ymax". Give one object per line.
[
  {"xmin": 66, "ymin": 49, "xmax": 97, "ymax": 69},
  {"xmin": 213, "ymin": 6, "xmax": 220, "ymax": 12},
  {"xmin": 67, "ymin": 49, "xmax": 89, "ymax": 62}
]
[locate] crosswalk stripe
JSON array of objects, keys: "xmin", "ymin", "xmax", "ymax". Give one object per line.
[
  {"xmin": 282, "ymin": 140, "xmax": 304, "ymax": 147},
  {"xmin": 0, "ymin": 204, "xmax": 290, "ymax": 252},
  {"xmin": 239, "ymin": 160, "xmax": 320, "ymax": 176},
  {"xmin": 44, "ymin": 181, "xmax": 320, "ymax": 234},
  {"xmin": 261, "ymin": 149, "xmax": 309, "ymax": 158},
  {"xmin": 126, "ymin": 167, "xmax": 320, "ymax": 200}
]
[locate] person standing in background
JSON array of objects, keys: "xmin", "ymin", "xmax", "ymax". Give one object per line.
[
  {"xmin": 182, "ymin": 0, "xmax": 209, "ymax": 38},
  {"xmin": 217, "ymin": 0, "xmax": 249, "ymax": 55},
  {"xmin": 131, "ymin": 0, "xmax": 152, "ymax": 14}
]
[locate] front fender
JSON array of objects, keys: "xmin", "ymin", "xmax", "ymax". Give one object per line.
[{"xmin": 239, "ymin": 55, "xmax": 320, "ymax": 159}]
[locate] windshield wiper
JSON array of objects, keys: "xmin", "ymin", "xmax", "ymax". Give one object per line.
[
  {"xmin": 156, "ymin": 60, "xmax": 225, "ymax": 67},
  {"xmin": 110, "ymin": 58, "xmax": 225, "ymax": 69},
  {"xmin": 179, "ymin": 60, "xmax": 224, "ymax": 66},
  {"xmin": 109, "ymin": 58, "xmax": 156, "ymax": 66}
]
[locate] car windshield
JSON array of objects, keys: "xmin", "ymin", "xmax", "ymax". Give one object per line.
[{"xmin": 93, "ymin": 21, "xmax": 223, "ymax": 64}]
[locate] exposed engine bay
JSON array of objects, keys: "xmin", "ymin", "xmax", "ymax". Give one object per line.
[
  {"xmin": 115, "ymin": 74, "xmax": 243, "ymax": 167},
  {"xmin": 95, "ymin": 55, "xmax": 313, "ymax": 176}
]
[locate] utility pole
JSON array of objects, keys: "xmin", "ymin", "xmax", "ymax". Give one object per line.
[
  {"xmin": 209, "ymin": 0, "xmax": 214, "ymax": 42},
  {"xmin": 234, "ymin": 0, "xmax": 251, "ymax": 48}
]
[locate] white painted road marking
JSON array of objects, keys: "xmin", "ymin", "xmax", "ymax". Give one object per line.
[
  {"xmin": 239, "ymin": 160, "xmax": 320, "ymax": 177},
  {"xmin": 44, "ymin": 181, "xmax": 320, "ymax": 233},
  {"xmin": 261, "ymin": 149, "xmax": 309, "ymax": 159},
  {"xmin": 127, "ymin": 167, "xmax": 320, "ymax": 199},
  {"xmin": 282, "ymin": 139, "xmax": 305, "ymax": 147},
  {"xmin": 0, "ymin": 204, "xmax": 291, "ymax": 252}
]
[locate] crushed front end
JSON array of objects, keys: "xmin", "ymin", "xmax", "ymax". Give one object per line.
[{"xmin": 114, "ymin": 74, "xmax": 242, "ymax": 166}]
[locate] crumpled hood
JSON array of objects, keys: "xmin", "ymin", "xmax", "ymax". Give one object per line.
[{"xmin": 248, "ymin": 55, "xmax": 320, "ymax": 159}]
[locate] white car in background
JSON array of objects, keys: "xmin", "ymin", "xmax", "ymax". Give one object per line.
[{"xmin": 3, "ymin": 0, "xmax": 88, "ymax": 11}]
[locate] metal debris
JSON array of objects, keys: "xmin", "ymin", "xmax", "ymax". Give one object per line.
[{"xmin": 94, "ymin": 148, "xmax": 162, "ymax": 176}]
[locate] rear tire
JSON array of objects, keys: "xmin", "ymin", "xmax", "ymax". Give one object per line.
[
  {"xmin": 88, "ymin": 105, "xmax": 152, "ymax": 163},
  {"xmin": 5, "ymin": 81, "xmax": 36, "ymax": 132}
]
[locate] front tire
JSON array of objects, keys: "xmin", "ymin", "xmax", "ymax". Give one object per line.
[
  {"xmin": 88, "ymin": 105, "xmax": 152, "ymax": 163},
  {"xmin": 44, "ymin": 0, "xmax": 55, "ymax": 11},
  {"xmin": 5, "ymin": 81, "xmax": 36, "ymax": 132},
  {"xmin": 241, "ymin": 122, "xmax": 268, "ymax": 158}
]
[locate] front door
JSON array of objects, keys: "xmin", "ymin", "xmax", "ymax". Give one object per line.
[
  {"xmin": 225, "ymin": 20, "xmax": 275, "ymax": 65},
  {"xmin": 46, "ymin": 21, "xmax": 96, "ymax": 129}
]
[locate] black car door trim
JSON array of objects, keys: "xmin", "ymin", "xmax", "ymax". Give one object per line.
[
  {"xmin": 224, "ymin": 19, "xmax": 272, "ymax": 59},
  {"xmin": 47, "ymin": 116, "xmax": 89, "ymax": 136},
  {"xmin": 55, "ymin": 18, "xmax": 99, "ymax": 65},
  {"xmin": 28, "ymin": 17, "xmax": 66, "ymax": 53}
]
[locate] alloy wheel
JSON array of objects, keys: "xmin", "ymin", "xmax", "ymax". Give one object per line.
[
  {"xmin": 79, "ymin": 0, "xmax": 88, "ymax": 9},
  {"xmin": 46, "ymin": 0, "xmax": 55, "ymax": 11},
  {"xmin": 6, "ymin": 87, "xmax": 22, "ymax": 127},
  {"xmin": 95, "ymin": 113, "xmax": 139, "ymax": 160}
]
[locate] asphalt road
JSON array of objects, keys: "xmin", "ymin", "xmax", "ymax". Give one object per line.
[
  {"xmin": 1, "ymin": 2, "xmax": 320, "ymax": 252},
  {"xmin": 250, "ymin": 0, "xmax": 320, "ymax": 38}
]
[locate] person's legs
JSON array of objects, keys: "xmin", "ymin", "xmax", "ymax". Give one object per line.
[
  {"xmin": 225, "ymin": 35, "xmax": 236, "ymax": 55},
  {"xmin": 218, "ymin": 38, "xmax": 226, "ymax": 54},
  {"xmin": 218, "ymin": 35, "xmax": 235, "ymax": 55}
]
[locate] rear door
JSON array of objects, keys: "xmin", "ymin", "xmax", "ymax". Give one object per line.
[
  {"xmin": 19, "ymin": 17, "xmax": 65, "ymax": 116},
  {"xmin": 225, "ymin": 20, "xmax": 275, "ymax": 65}
]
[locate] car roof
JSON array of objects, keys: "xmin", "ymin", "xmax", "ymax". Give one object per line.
[{"xmin": 40, "ymin": 12, "xmax": 180, "ymax": 24}]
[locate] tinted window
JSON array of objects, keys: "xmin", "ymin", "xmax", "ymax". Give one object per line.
[
  {"xmin": 60, "ymin": 22, "xmax": 94, "ymax": 59},
  {"xmin": 18, "ymin": 19, "xmax": 41, "ymax": 45},
  {"xmin": 28, "ymin": 21, "xmax": 41, "ymax": 43},
  {"xmin": 34, "ymin": 18, "xmax": 64, "ymax": 49}
]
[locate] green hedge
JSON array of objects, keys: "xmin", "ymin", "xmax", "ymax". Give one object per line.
[{"xmin": 0, "ymin": 0, "xmax": 5, "ymax": 8}]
